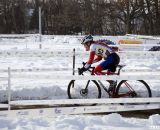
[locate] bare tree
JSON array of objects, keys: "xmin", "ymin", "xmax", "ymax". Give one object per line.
[
  {"xmin": 0, "ymin": 0, "xmax": 159, "ymax": 35},
  {"xmin": 153, "ymin": 0, "xmax": 160, "ymax": 34}
]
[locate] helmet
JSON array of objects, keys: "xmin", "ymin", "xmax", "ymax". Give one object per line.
[{"xmin": 81, "ymin": 35, "xmax": 93, "ymax": 45}]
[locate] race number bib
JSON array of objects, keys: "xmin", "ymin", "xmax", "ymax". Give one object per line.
[{"xmin": 96, "ymin": 47, "xmax": 109, "ymax": 57}]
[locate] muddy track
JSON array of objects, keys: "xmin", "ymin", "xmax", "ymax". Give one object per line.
[
  {"xmin": 118, "ymin": 109, "xmax": 160, "ymax": 118},
  {"xmin": 87, "ymin": 109, "xmax": 160, "ymax": 118}
]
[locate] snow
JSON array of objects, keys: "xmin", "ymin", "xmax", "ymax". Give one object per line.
[
  {"xmin": 0, "ymin": 35, "xmax": 160, "ymax": 129},
  {"xmin": 0, "ymin": 113, "xmax": 160, "ymax": 130}
]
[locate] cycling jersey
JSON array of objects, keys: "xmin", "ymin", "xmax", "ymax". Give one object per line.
[
  {"xmin": 82, "ymin": 37, "xmax": 120, "ymax": 75},
  {"xmin": 90, "ymin": 41, "xmax": 114, "ymax": 58},
  {"xmin": 84, "ymin": 41, "xmax": 115, "ymax": 69}
]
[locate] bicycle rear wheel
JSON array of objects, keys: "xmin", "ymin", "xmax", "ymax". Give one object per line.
[
  {"xmin": 116, "ymin": 80, "xmax": 152, "ymax": 98},
  {"xmin": 67, "ymin": 80, "xmax": 101, "ymax": 99}
]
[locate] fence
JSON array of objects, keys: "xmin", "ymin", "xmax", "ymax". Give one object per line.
[
  {"xmin": 125, "ymin": 34, "xmax": 160, "ymax": 40},
  {"xmin": 0, "ymin": 99, "xmax": 160, "ymax": 118},
  {"xmin": 0, "ymin": 67, "xmax": 160, "ymax": 117},
  {"xmin": 0, "ymin": 43, "xmax": 160, "ymax": 117},
  {"xmin": 0, "ymin": 34, "xmax": 160, "ymax": 49},
  {"xmin": 0, "ymin": 49, "xmax": 160, "ymax": 58}
]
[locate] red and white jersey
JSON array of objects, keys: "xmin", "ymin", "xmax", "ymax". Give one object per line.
[
  {"xmin": 90, "ymin": 42, "xmax": 114, "ymax": 58},
  {"xmin": 85, "ymin": 41, "xmax": 115, "ymax": 67}
]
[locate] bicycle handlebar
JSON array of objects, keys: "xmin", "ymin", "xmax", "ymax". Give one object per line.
[
  {"xmin": 78, "ymin": 62, "xmax": 95, "ymax": 75},
  {"xmin": 78, "ymin": 62, "xmax": 124, "ymax": 76}
]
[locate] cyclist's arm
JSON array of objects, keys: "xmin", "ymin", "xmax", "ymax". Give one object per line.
[
  {"xmin": 84, "ymin": 51, "xmax": 95, "ymax": 69},
  {"xmin": 93, "ymin": 55, "xmax": 102, "ymax": 63}
]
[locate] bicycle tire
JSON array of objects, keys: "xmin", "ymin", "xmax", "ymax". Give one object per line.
[
  {"xmin": 116, "ymin": 80, "xmax": 152, "ymax": 98},
  {"xmin": 67, "ymin": 80, "xmax": 102, "ymax": 99}
]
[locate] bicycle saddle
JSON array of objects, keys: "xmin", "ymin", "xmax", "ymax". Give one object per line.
[
  {"xmin": 117, "ymin": 65, "xmax": 126, "ymax": 75},
  {"xmin": 117, "ymin": 64, "xmax": 126, "ymax": 69}
]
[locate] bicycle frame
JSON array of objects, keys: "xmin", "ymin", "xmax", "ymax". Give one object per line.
[
  {"xmin": 116, "ymin": 81, "xmax": 137, "ymax": 98},
  {"xmin": 81, "ymin": 65, "xmax": 138, "ymax": 98},
  {"xmin": 83, "ymin": 66, "xmax": 118, "ymax": 97},
  {"xmin": 67, "ymin": 64, "xmax": 151, "ymax": 100}
]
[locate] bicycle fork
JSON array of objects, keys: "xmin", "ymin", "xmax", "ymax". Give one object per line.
[{"xmin": 80, "ymin": 80, "xmax": 90, "ymax": 96}]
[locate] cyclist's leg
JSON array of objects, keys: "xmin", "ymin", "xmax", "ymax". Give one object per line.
[
  {"xmin": 109, "ymin": 53, "xmax": 120, "ymax": 72},
  {"xmin": 112, "ymin": 53, "xmax": 120, "ymax": 68},
  {"xmin": 93, "ymin": 65, "xmax": 102, "ymax": 75},
  {"xmin": 94, "ymin": 53, "xmax": 120, "ymax": 92},
  {"xmin": 94, "ymin": 53, "xmax": 120, "ymax": 75},
  {"xmin": 94, "ymin": 54, "xmax": 114, "ymax": 75}
]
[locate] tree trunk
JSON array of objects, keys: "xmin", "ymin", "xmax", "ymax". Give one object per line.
[
  {"xmin": 126, "ymin": 0, "xmax": 131, "ymax": 34},
  {"xmin": 154, "ymin": 0, "xmax": 160, "ymax": 34},
  {"xmin": 145, "ymin": 0, "xmax": 154, "ymax": 34}
]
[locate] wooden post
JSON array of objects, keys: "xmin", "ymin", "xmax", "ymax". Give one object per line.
[
  {"xmin": 8, "ymin": 67, "xmax": 11, "ymax": 110},
  {"xmin": 39, "ymin": 7, "xmax": 42, "ymax": 42},
  {"xmin": 73, "ymin": 48, "xmax": 75, "ymax": 75},
  {"xmin": 39, "ymin": 44, "xmax": 42, "ymax": 49}
]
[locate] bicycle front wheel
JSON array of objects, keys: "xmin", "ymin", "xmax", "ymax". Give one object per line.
[
  {"xmin": 116, "ymin": 80, "xmax": 152, "ymax": 98},
  {"xmin": 67, "ymin": 80, "xmax": 101, "ymax": 99}
]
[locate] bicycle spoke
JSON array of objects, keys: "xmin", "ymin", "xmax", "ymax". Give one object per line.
[
  {"xmin": 68, "ymin": 80, "xmax": 101, "ymax": 99},
  {"xmin": 116, "ymin": 80, "xmax": 151, "ymax": 98},
  {"xmin": 116, "ymin": 80, "xmax": 152, "ymax": 105}
]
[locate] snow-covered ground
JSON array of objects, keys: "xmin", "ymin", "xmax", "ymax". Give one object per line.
[
  {"xmin": 0, "ymin": 35, "xmax": 160, "ymax": 130},
  {"xmin": 0, "ymin": 113, "xmax": 160, "ymax": 130}
]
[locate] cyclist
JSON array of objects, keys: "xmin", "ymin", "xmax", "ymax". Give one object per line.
[{"xmin": 79, "ymin": 35, "xmax": 120, "ymax": 92}]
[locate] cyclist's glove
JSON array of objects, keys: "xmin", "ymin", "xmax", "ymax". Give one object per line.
[
  {"xmin": 79, "ymin": 63, "xmax": 91, "ymax": 75},
  {"xmin": 84, "ymin": 63, "xmax": 91, "ymax": 69},
  {"xmin": 79, "ymin": 67, "xmax": 87, "ymax": 75}
]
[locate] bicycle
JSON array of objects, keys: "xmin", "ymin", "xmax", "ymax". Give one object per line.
[{"xmin": 67, "ymin": 63, "xmax": 152, "ymax": 100}]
